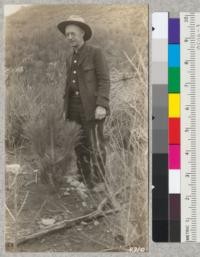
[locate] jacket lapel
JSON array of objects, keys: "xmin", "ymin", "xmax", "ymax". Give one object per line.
[
  {"xmin": 67, "ymin": 49, "xmax": 73, "ymax": 68},
  {"xmin": 65, "ymin": 50, "xmax": 73, "ymax": 72},
  {"xmin": 67, "ymin": 43, "xmax": 88, "ymax": 68},
  {"xmin": 78, "ymin": 44, "xmax": 89, "ymax": 66}
]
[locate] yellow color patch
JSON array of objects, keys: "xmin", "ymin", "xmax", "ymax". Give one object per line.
[{"xmin": 168, "ymin": 94, "xmax": 180, "ymax": 117}]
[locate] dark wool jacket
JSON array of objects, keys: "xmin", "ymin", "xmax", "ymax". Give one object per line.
[{"xmin": 63, "ymin": 43, "xmax": 110, "ymax": 121}]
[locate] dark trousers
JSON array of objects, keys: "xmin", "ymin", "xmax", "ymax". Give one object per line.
[{"xmin": 68, "ymin": 95, "xmax": 106, "ymax": 185}]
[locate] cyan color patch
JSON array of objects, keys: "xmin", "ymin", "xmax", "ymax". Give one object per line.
[{"xmin": 168, "ymin": 44, "xmax": 180, "ymax": 67}]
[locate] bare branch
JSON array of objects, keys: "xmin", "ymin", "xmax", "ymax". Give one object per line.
[{"xmin": 17, "ymin": 191, "xmax": 30, "ymax": 217}]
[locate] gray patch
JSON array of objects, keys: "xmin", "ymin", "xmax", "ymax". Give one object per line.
[
  {"xmin": 152, "ymin": 129, "xmax": 168, "ymax": 153},
  {"xmin": 152, "ymin": 62, "xmax": 168, "ymax": 84}
]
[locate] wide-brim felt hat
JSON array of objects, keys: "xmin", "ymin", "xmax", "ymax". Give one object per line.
[{"xmin": 57, "ymin": 15, "xmax": 92, "ymax": 41}]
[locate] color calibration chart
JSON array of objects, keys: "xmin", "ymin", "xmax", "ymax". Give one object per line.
[{"xmin": 152, "ymin": 12, "xmax": 200, "ymax": 242}]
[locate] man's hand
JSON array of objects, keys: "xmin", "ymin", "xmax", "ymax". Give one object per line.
[
  {"xmin": 62, "ymin": 111, "xmax": 66, "ymax": 121},
  {"xmin": 95, "ymin": 106, "xmax": 106, "ymax": 120}
]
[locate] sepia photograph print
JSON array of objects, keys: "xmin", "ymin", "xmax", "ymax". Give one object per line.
[{"xmin": 4, "ymin": 4, "xmax": 148, "ymax": 252}]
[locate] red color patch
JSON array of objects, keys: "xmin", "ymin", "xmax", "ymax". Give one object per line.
[{"xmin": 169, "ymin": 118, "xmax": 180, "ymax": 144}]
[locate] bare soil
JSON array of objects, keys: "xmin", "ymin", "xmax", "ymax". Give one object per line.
[{"xmin": 5, "ymin": 149, "xmax": 125, "ymax": 252}]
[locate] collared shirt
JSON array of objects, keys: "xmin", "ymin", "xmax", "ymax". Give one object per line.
[{"xmin": 68, "ymin": 43, "xmax": 85, "ymax": 96}]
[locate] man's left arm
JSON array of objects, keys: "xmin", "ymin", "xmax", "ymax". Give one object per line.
[{"xmin": 94, "ymin": 47, "xmax": 110, "ymax": 114}]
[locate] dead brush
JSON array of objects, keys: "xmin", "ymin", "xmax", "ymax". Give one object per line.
[
  {"xmin": 24, "ymin": 105, "xmax": 81, "ymax": 190},
  {"xmin": 5, "ymin": 72, "xmax": 36, "ymax": 148},
  {"xmin": 93, "ymin": 43, "xmax": 148, "ymax": 249}
]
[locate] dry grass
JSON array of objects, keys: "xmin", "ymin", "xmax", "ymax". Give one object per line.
[{"xmin": 92, "ymin": 43, "xmax": 148, "ymax": 249}]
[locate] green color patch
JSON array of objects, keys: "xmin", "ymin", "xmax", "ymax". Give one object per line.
[{"xmin": 168, "ymin": 67, "xmax": 180, "ymax": 93}]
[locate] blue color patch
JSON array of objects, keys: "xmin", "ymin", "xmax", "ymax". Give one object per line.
[{"xmin": 168, "ymin": 44, "xmax": 180, "ymax": 67}]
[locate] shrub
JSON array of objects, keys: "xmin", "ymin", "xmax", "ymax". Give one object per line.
[{"xmin": 24, "ymin": 106, "xmax": 81, "ymax": 188}]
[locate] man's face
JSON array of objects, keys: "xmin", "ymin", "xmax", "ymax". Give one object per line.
[{"xmin": 65, "ymin": 24, "xmax": 85, "ymax": 48}]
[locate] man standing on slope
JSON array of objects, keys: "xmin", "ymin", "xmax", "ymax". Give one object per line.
[{"xmin": 57, "ymin": 15, "xmax": 110, "ymax": 188}]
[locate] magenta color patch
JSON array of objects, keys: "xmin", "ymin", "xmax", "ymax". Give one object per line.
[{"xmin": 169, "ymin": 145, "xmax": 180, "ymax": 169}]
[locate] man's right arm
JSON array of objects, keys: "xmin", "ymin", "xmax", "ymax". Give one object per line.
[{"xmin": 62, "ymin": 58, "xmax": 70, "ymax": 120}]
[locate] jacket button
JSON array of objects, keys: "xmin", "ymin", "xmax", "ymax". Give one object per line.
[
  {"xmin": 75, "ymin": 91, "xmax": 79, "ymax": 95},
  {"xmin": 73, "ymin": 70, "xmax": 77, "ymax": 74},
  {"xmin": 72, "ymin": 79, "xmax": 76, "ymax": 83},
  {"xmin": 74, "ymin": 60, "xmax": 77, "ymax": 63}
]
